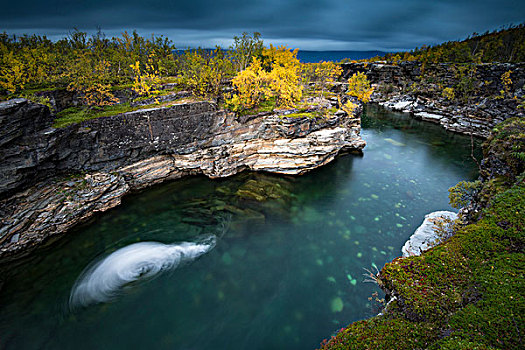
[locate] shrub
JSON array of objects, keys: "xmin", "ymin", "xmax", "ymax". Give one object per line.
[
  {"xmin": 129, "ymin": 52, "xmax": 161, "ymax": 97},
  {"xmin": 448, "ymin": 180, "xmax": 481, "ymax": 209},
  {"xmin": 346, "ymin": 72, "xmax": 374, "ymax": 103},
  {"xmin": 442, "ymin": 87, "xmax": 455, "ymax": 101},
  {"xmin": 227, "ymin": 45, "xmax": 302, "ymax": 112}
]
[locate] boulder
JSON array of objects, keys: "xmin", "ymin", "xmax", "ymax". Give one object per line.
[{"xmin": 402, "ymin": 211, "xmax": 458, "ymax": 257}]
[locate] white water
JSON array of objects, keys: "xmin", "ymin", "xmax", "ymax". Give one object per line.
[{"xmin": 70, "ymin": 235, "xmax": 216, "ymax": 308}]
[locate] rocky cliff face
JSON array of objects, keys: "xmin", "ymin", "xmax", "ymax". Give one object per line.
[
  {"xmin": 0, "ymin": 98, "xmax": 365, "ymax": 260},
  {"xmin": 340, "ymin": 62, "xmax": 524, "ymax": 137}
]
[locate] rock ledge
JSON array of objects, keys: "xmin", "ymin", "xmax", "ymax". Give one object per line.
[{"xmin": 0, "ymin": 99, "xmax": 365, "ymax": 260}]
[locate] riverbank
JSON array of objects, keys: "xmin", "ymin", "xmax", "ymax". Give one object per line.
[
  {"xmin": 319, "ymin": 116, "xmax": 524, "ymax": 349},
  {"xmin": 0, "ymin": 97, "xmax": 365, "ymax": 261},
  {"xmin": 340, "ymin": 62, "xmax": 524, "ymax": 138}
]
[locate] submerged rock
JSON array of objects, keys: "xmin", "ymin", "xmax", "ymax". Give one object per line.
[
  {"xmin": 331, "ymin": 297, "xmax": 344, "ymax": 313},
  {"xmin": 401, "ymin": 211, "xmax": 458, "ymax": 257}
]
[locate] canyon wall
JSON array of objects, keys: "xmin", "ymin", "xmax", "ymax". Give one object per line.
[
  {"xmin": 340, "ymin": 62, "xmax": 525, "ymax": 137},
  {"xmin": 0, "ymin": 98, "xmax": 365, "ymax": 259}
]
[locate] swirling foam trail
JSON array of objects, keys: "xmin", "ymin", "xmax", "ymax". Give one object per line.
[{"xmin": 70, "ymin": 235, "xmax": 216, "ymax": 308}]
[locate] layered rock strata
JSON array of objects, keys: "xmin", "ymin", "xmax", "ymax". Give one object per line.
[
  {"xmin": 340, "ymin": 62, "xmax": 524, "ymax": 138},
  {"xmin": 0, "ymin": 98, "xmax": 365, "ymax": 260}
]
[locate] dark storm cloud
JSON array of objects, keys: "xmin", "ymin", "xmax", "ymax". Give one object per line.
[{"xmin": 1, "ymin": 0, "xmax": 523, "ymax": 50}]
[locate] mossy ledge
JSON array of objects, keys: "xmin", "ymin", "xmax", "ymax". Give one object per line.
[{"xmin": 319, "ymin": 117, "xmax": 524, "ymax": 349}]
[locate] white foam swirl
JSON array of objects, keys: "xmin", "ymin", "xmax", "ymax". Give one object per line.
[{"xmin": 70, "ymin": 235, "xmax": 216, "ymax": 308}]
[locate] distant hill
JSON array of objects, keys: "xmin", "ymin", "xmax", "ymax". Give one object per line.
[
  {"xmin": 296, "ymin": 50, "xmax": 387, "ymax": 63},
  {"xmin": 368, "ymin": 24, "xmax": 525, "ymax": 63},
  {"xmin": 174, "ymin": 49, "xmax": 387, "ymax": 63}
]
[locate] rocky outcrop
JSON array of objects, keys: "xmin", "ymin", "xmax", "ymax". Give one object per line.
[
  {"xmin": 340, "ymin": 62, "xmax": 525, "ymax": 137},
  {"xmin": 401, "ymin": 211, "xmax": 458, "ymax": 257},
  {"xmin": 0, "ymin": 99, "xmax": 220, "ymax": 199},
  {"xmin": 129, "ymin": 91, "xmax": 192, "ymax": 107},
  {"xmin": 0, "ymin": 98, "xmax": 365, "ymax": 260},
  {"xmin": 0, "ymin": 173, "xmax": 129, "ymax": 257},
  {"xmin": 0, "ymin": 98, "xmax": 57, "ymax": 197}
]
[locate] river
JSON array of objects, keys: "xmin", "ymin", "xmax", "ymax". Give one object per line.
[{"xmin": 0, "ymin": 105, "xmax": 481, "ymax": 349}]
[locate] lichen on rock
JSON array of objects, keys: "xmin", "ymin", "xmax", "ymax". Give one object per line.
[{"xmin": 401, "ymin": 210, "xmax": 458, "ymax": 257}]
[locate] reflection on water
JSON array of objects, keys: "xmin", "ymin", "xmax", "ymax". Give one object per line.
[{"xmin": 0, "ymin": 105, "xmax": 481, "ymax": 350}]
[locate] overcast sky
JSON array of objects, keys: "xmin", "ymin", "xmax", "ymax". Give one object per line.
[{"xmin": 1, "ymin": 0, "xmax": 523, "ymax": 51}]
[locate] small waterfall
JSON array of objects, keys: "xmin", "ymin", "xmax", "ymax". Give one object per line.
[{"xmin": 69, "ymin": 235, "xmax": 216, "ymax": 308}]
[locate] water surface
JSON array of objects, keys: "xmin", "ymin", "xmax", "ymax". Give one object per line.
[{"xmin": 0, "ymin": 105, "xmax": 481, "ymax": 349}]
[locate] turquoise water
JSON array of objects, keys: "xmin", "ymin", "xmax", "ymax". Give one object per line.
[{"xmin": 0, "ymin": 105, "xmax": 481, "ymax": 349}]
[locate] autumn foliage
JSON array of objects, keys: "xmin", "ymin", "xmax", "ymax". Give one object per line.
[
  {"xmin": 179, "ymin": 47, "xmax": 232, "ymax": 97},
  {"xmin": 227, "ymin": 45, "xmax": 303, "ymax": 112},
  {"xmin": 0, "ymin": 30, "xmax": 177, "ymax": 100},
  {"xmin": 228, "ymin": 57, "xmax": 267, "ymax": 111},
  {"xmin": 63, "ymin": 51, "xmax": 119, "ymax": 106},
  {"xmin": 129, "ymin": 52, "xmax": 162, "ymax": 97},
  {"xmin": 301, "ymin": 61, "xmax": 342, "ymax": 98},
  {"xmin": 346, "ymin": 72, "xmax": 374, "ymax": 103},
  {"xmin": 1, "ymin": 29, "xmax": 366, "ymax": 120}
]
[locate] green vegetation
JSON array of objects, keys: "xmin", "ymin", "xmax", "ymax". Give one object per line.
[
  {"xmin": 301, "ymin": 61, "xmax": 342, "ymax": 98},
  {"xmin": 359, "ymin": 24, "xmax": 525, "ymax": 64},
  {"xmin": 178, "ymin": 47, "xmax": 233, "ymax": 97},
  {"xmin": 452, "ymin": 64, "xmax": 479, "ymax": 102},
  {"xmin": 346, "ymin": 72, "xmax": 374, "ymax": 103},
  {"xmin": 232, "ymin": 97, "xmax": 277, "ymax": 117},
  {"xmin": 475, "ymin": 117, "xmax": 525, "ymax": 210},
  {"xmin": 54, "ymin": 105, "xmax": 137, "ymax": 128},
  {"xmin": 0, "ymin": 30, "xmax": 178, "ymax": 97},
  {"xmin": 319, "ymin": 117, "xmax": 525, "ymax": 350},
  {"xmin": 53, "ymin": 96, "xmax": 197, "ymax": 128},
  {"xmin": 1, "ymin": 30, "xmax": 359, "ymax": 125},
  {"xmin": 229, "ymin": 32, "xmax": 264, "ymax": 72},
  {"xmin": 0, "ymin": 29, "xmax": 243, "ymax": 103},
  {"xmin": 448, "ymin": 180, "xmax": 481, "ymax": 209}
]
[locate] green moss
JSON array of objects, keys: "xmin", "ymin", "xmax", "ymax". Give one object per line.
[
  {"xmin": 284, "ymin": 112, "xmax": 319, "ymax": 119},
  {"xmin": 320, "ymin": 117, "xmax": 524, "ymax": 350},
  {"xmin": 53, "ymin": 96, "xmax": 194, "ymax": 128},
  {"xmin": 53, "ymin": 104, "xmax": 138, "ymax": 128},
  {"xmin": 448, "ymin": 180, "xmax": 481, "ymax": 209},
  {"xmin": 132, "ymin": 86, "xmax": 184, "ymax": 102},
  {"xmin": 109, "ymin": 83, "xmax": 133, "ymax": 91},
  {"xmin": 321, "ymin": 184, "xmax": 524, "ymax": 349},
  {"xmin": 320, "ymin": 315, "xmax": 440, "ymax": 350},
  {"xmin": 430, "ymin": 337, "xmax": 497, "ymax": 350},
  {"xmin": 445, "ymin": 253, "xmax": 523, "ymax": 349},
  {"xmin": 236, "ymin": 98, "xmax": 277, "ymax": 117}
]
